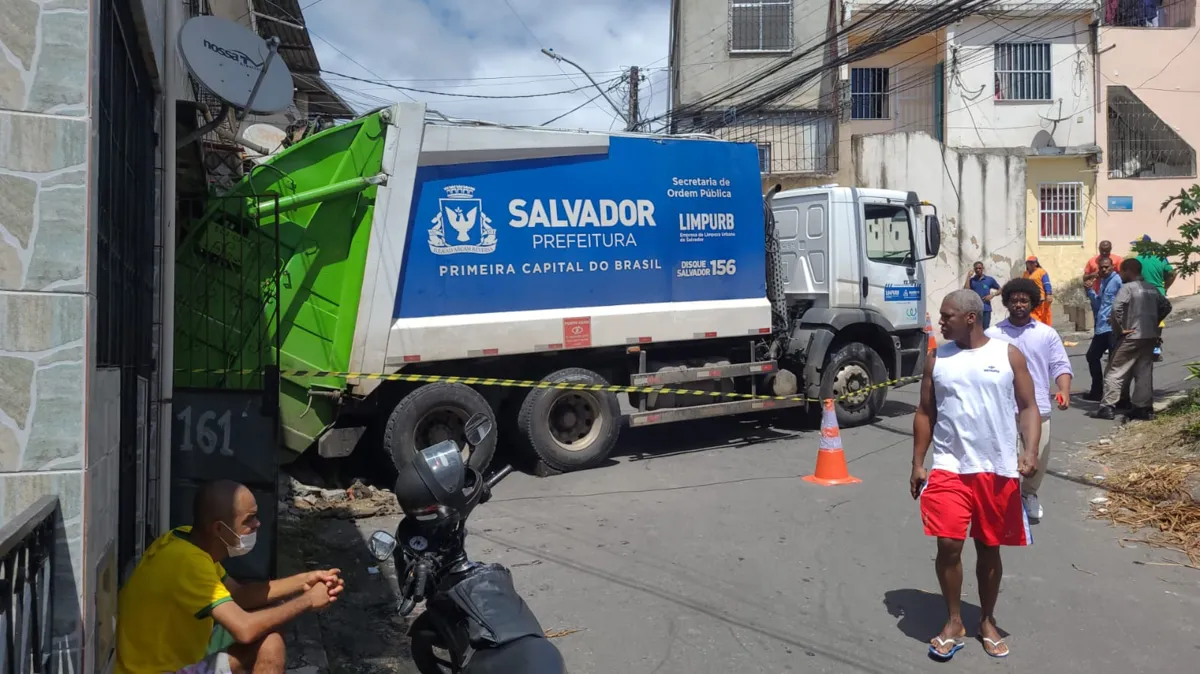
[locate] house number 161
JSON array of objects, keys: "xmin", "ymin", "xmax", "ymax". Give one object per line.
[{"xmin": 176, "ymin": 407, "xmax": 234, "ymax": 456}]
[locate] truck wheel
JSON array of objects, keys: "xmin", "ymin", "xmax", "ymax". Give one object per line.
[
  {"xmin": 819, "ymin": 343, "xmax": 888, "ymax": 428},
  {"xmin": 517, "ymin": 368, "xmax": 622, "ymax": 473},
  {"xmin": 383, "ymin": 382, "xmax": 497, "ymax": 473}
]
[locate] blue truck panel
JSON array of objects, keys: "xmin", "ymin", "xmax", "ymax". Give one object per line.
[{"xmin": 394, "ymin": 136, "xmax": 767, "ymax": 319}]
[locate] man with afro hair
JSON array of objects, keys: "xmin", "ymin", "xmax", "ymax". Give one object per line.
[{"xmin": 985, "ymin": 277, "xmax": 1072, "ymax": 522}]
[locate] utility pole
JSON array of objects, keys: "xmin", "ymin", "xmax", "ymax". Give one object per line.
[{"xmin": 626, "ymin": 66, "xmax": 640, "ymax": 132}]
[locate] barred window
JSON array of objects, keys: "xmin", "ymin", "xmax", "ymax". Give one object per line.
[
  {"xmin": 757, "ymin": 142, "xmax": 772, "ymax": 173},
  {"xmin": 730, "ymin": 1, "xmax": 793, "ymax": 53},
  {"xmin": 1107, "ymin": 85, "xmax": 1197, "ymax": 179},
  {"xmin": 994, "ymin": 43, "xmax": 1052, "ymax": 101},
  {"xmin": 850, "ymin": 67, "xmax": 891, "ymax": 120},
  {"xmin": 1038, "ymin": 182, "xmax": 1084, "ymax": 242}
]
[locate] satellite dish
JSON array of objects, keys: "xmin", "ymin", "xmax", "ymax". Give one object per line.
[
  {"xmin": 178, "ymin": 15, "xmax": 293, "ymax": 114},
  {"xmin": 241, "ymin": 123, "xmax": 288, "ymax": 159}
]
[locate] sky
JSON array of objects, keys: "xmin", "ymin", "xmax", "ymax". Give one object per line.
[{"xmin": 302, "ymin": 0, "xmax": 672, "ymax": 131}]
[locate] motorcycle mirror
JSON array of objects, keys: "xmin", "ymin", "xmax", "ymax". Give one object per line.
[
  {"xmin": 367, "ymin": 530, "xmax": 398, "ymax": 561},
  {"xmin": 464, "ymin": 413, "xmax": 494, "ymax": 447}
]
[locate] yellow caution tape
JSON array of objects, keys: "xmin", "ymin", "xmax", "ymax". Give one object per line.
[{"xmin": 177, "ymin": 368, "xmax": 922, "ymax": 405}]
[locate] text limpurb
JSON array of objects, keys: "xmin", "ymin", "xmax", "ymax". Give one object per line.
[{"xmin": 678, "ymin": 213, "xmax": 735, "ymax": 231}]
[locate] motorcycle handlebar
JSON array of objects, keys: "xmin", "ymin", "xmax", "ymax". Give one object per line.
[
  {"xmin": 485, "ymin": 465, "xmax": 514, "ymax": 491},
  {"xmin": 412, "ymin": 561, "xmax": 431, "ymax": 603}
]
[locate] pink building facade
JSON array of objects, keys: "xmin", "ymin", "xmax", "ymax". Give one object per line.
[{"xmin": 1097, "ymin": 0, "xmax": 1200, "ymax": 296}]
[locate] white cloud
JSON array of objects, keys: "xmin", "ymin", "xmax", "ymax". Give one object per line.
[{"xmin": 304, "ymin": 0, "xmax": 671, "ymax": 131}]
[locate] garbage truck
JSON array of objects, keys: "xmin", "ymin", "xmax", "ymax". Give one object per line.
[{"xmin": 174, "ymin": 102, "xmax": 942, "ymax": 475}]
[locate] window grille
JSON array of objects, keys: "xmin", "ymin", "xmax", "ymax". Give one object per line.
[
  {"xmin": 994, "ymin": 43, "xmax": 1052, "ymax": 101},
  {"xmin": 730, "ymin": 1, "xmax": 793, "ymax": 53},
  {"xmin": 757, "ymin": 143, "xmax": 772, "ymax": 173},
  {"xmin": 1107, "ymin": 85, "xmax": 1197, "ymax": 179},
  {"xmin": 1038, "ymin": 182, "xmax": 1085, "ymax": 242},
  {"xmin": 850, "ymin": 67, "xmax": 891, "ymax": 120}
]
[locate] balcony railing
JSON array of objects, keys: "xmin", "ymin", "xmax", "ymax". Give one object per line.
[
  {"xmin": 0, "ymin": 496, "xmax": 58, "ymax": 674},
  {"xmin": 1104, "ymin": 0, "xmax": 1196, "ymax": 27},
  {"xmin": 675, "ymin": 108, "xmax": 839, "ymax": 175}
]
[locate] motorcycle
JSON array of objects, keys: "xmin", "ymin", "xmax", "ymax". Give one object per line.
[{"xmin": 367, "ymin": 413, "xmax": 567, "ymax": 674}]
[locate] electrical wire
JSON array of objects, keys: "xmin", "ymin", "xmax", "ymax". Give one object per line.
[
  {"xmin": 321, "ymin": 70, "xmax": 628, "ymax": 86},
  {"xmin": 735, "ymin": 12, "xmax": 1087, "ymax": 134},
  {"xmin": 252, "ymin": 0, "xmax": 420, "ymax": 104},
  {"xmin": 657, "ymin": 0, "xmax": 1003, "ymax": 127},
  {"xmin": 501, "ymin": 0, "xmax": 620, "ymax": 125},
  {"xmin": 540, "ymin": 81, "xmax": 624, "ymax": 126},
  {"xmin": 727, "ymin": 0, "xmax": 1012, "ymax": 118},
  {"xmin": 321, "ymin": 69, "xmax": 622, "ymax": 99},
  {"xmin": 666, "ymin": 0, "xmax": 902, "ymax": 116}
]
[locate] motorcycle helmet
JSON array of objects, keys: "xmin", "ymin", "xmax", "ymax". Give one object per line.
[{"xmin": 394, "ymin": 440, "xmax": 468, "ymax": 515}]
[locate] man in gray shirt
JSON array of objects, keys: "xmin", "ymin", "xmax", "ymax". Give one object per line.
[{"xmin": 1091, "ymin": 258, "xmax": 1172, "ymax": 421}]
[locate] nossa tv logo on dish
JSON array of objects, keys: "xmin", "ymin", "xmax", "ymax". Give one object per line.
[{"xmin": 203, "ymin": 39, "xmax": 262, "ymax": 69}]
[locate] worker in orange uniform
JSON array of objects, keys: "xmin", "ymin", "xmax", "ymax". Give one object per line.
[{"xmin": 1022, "ymin": 256, "xmax": 1054, "ymax": 327}]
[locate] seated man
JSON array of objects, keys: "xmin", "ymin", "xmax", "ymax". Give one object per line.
[{"xmin": 116, "ymin": 480, "xmax": 344, "ymax": 674}]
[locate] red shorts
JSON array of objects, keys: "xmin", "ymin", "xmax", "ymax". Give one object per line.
[{"xmin": 919, "ymin": 469, "xmax": 1031, "ymax": 547}]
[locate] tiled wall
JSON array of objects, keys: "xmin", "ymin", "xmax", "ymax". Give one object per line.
[{"xmin": 1, "ymin": 1, "xmax": 93, "ymax": 672}]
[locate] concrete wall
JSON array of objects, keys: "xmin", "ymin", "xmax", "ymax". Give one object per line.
[
  {"xmin": 1025, "ymin": 156, "xmax": 1098, "ymax": 308},
  {"xmin": 947, "ymin": 15, "xmax": 1096, "ymax": 150},
  {"xmin": 853, "ymin": 132, "xmax": 1028, "ymax": 318},
  {"xmin": 0, "ymin": 0, "xmax": 92, "ymax": 669},
  {"xmin": 1, "ymin": 1, "xmax": 172, "ymax": 672},
  {"xmin": 1096, "ymin": 7, "xmax": 1200, "ymax": 297},
  {"xmin": 672, "ymin": 0, "xmax": 833, "ymax": 108}
]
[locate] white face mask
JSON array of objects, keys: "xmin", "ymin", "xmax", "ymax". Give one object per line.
[{"xmin": 220, "ymin": 522, "xmax": 257, "ymax": 557}]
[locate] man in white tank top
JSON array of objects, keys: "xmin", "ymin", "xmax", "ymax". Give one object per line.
[{"xmin": 911, "ymin": 289, "xmax": 1041, "ymax": 660}]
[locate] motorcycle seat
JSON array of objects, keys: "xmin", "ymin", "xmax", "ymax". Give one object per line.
[{"xmin": 467, "ymin": 636, "xmax": 566, "ymax": 674}]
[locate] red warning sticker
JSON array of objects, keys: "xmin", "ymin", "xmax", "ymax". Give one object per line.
[{"xmin": 563, "ymin": 317, "xmax": 592, "ymax": 349}]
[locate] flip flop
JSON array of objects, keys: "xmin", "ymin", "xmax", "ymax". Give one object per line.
[
  {"xmin": 981, "ymin": 636, "xmax": 1010, "ymax": 658},
  {"xmin": 928, "ymin": 636, "xmax": 966, "ymax": 661}
]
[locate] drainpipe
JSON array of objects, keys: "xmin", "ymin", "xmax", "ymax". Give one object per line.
[{"xmin": 160, "ymin": 0, "xmax": 181, "ymax": 535}]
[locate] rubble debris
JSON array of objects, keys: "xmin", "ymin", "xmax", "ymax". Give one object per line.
[{"xmin": 282, "ymin": 476, "xmax": 401, "ymax": 520}]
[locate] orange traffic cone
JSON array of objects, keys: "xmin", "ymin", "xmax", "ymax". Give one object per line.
[
  {"xmin": 803, "ymin": 399, "xmax": 862, "ymax": 486},
  {"xmin": 924, "ymin": 312, "xmax": 937, "ymax": 352}
]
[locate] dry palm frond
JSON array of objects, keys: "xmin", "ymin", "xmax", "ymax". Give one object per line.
[{"xmin": 1089, "ymin": 412, "xmax": 1200, "ymax": 566}]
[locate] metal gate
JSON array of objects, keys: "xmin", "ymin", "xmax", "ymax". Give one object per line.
[
  {"xmin": 171, "ymin": 194, "xmax": 282, "ymax": 580},
  {"xmin": 96, "ymin": 0, "xmax": 157, "ymax": 581}
]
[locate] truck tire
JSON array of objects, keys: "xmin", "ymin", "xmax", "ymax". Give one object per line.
[
  {"xmin": 819, "ymin": 343, "xmax": 889, "ymax": 428},
  {"xmin": 517, "ymin": 368, "xmax": 622, "ymax": 473},
  {"xmin": 383, "ymin": 382, "xmax": 497, "ymax": 473}
]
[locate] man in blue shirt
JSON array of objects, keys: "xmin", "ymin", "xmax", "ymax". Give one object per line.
[
  {"xmin": 1082, "ymin": 256, "xmax": 1122, "ymax": 401},
  {"xmin": 965, "ymin": 261, "xmax": 1002, "ymax": 329}
]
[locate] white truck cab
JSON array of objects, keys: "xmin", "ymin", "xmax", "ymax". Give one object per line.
[{"xmin": 769, "ymin": 185, "xmax": 941, "ymax": 424}]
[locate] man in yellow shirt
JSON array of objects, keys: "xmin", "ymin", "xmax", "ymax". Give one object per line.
[{"xmin": 116, "ymin": 481, "xmax": 344, "ymax": 674}]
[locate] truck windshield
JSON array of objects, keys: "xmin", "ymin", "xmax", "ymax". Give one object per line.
[{"xmin": 864, "ymin": 204, "xmax": 913, "ymax": 265}]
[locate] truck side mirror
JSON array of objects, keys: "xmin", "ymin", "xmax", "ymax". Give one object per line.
[{"xmin": 924, "ymin": 215, "xmax": 941, "ymax": 259}]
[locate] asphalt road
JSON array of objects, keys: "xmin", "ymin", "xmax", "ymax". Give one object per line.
[{"xmin": 452, "ymin": 321, "xmax": 1200, "ymax": 674}]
